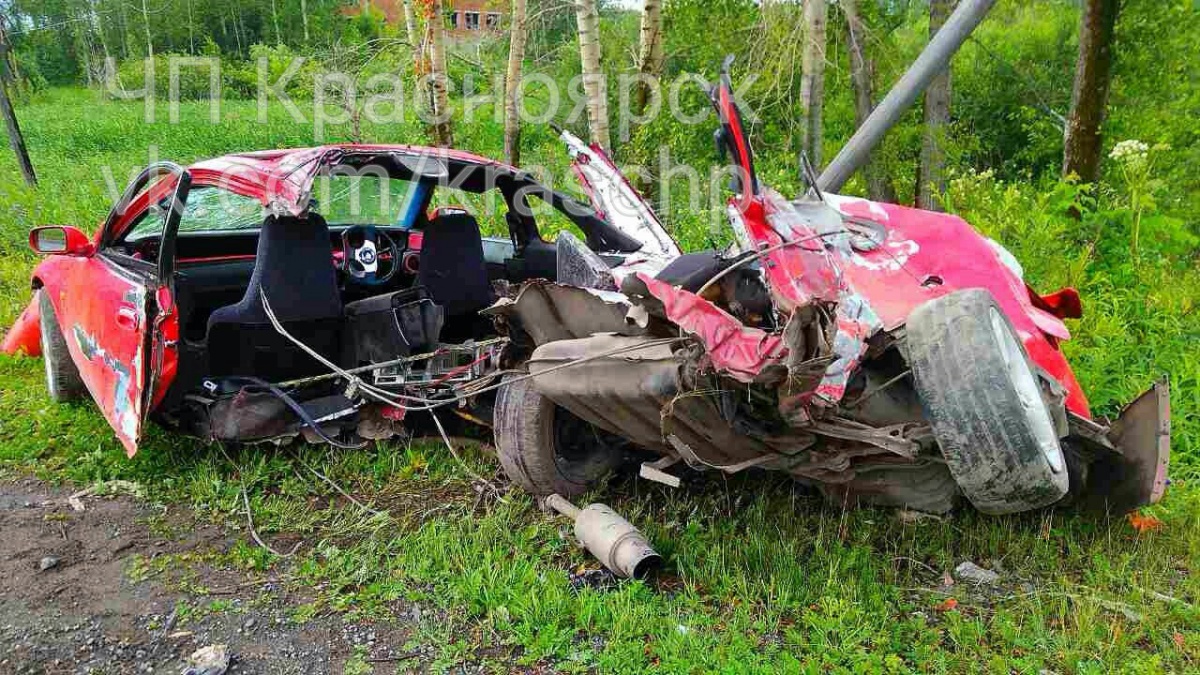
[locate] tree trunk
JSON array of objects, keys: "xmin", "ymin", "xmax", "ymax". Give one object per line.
[
  {"xmin": 633, "ymin": 0, "xmax": 663, "ymax": 118},
  {"xmin": 404, "ymin": 0, "xmax": 428, "ymax": 123},
  {"xmin": 230, "ymin": 9, "xmax": 243, "ymax": 54},
  {"xmin": 0, "ymin": 23, "xmax": 37, "ymax": 187},
  {"xmin": 918, "ymin": 0, "xmax": 954, "ymax": 211},
  {"xmin": 1062, "ymin": 0, "xmax": 1119, "ymax": 184},
  {"xmin": 92, "ymin": 0, "xmax": 112, "ymax": 65},
  {"xmin": 800, "ymin": 0, "xmax": 827, "ymax": 169},
  {"xmin": 187, "ymin": 0, "xmax": 195, "ymax": 54},
  {"xmin": 574, "ymin": 0, "xmax": 610, "ymax": 150},
  {"xmin": 842, "ymin": 0, "xmax": 896, "ymax": 202},
  {"xmin": 119, "ymin": 0, "xmax": 133, "ymax": 58},
  {"xmin": 140, "ymin": 0, "xmax": 153, "ymax": 58},
  {"xmin": 423, "ymin": 0, "xmax": 453, "ymax": 147},
  {"xmin": 402, "ymin": 0, "xmax": 419, "ymax": 46},
  {"xmin": 301, "ymin": 0, "xmax": 311, "ymax": 43},
  {"xmin": 271, "ymin": 0, "xmax": 283, "ymax": 45},
  {"xmin": 503, "ymin": 0, "xmax": 529, "ymax": 166}
]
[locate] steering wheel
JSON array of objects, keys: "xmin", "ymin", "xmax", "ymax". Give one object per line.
[{"xmin": 340, "ymin": 225, "xmax": 401, "ymax": 287}]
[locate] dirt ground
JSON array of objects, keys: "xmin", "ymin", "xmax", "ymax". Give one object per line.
[{"xmin": 0, "ymin": 478, "xmax": 436, "ymax": 675}]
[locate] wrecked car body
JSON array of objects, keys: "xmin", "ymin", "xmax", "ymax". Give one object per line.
[
  {"xmin": 490, "ymin": 71, "xmax": 1170, "ymax": 517},
  {"xmin": 1, "ymin": 145, "xmax": 665, "ymax": 456},
  {"xmin": 3, "ymin": 70, "xmax": 1168, "ymax": 518}
]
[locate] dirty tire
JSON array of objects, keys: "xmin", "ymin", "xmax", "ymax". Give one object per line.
[
  {"xmin": 38, "ymin": 289, "xmax": 86, "ymax": 403},
  {"xmin": 907, "ymin": 288, "xmax": 1068, "ymax": 514},
  {"xmin": 493, "ymin": 372, "xmax": 622, "ymax": 497}
]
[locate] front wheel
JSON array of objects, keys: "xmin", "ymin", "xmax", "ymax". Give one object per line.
[
  {"xmin": 907, "ymin": 288, "xmax": 1068, "ymax": 514},
  {"xmin": 37, "ymin": 289, "xmax": 86, "ymax": 403}
]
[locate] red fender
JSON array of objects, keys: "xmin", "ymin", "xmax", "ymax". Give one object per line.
[{"xmin": 1, "ymin": 297, "xmax": 41, "ymax": 357}]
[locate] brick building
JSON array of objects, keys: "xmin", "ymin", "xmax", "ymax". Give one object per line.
[{"xmin": 355, "ymin": 1, "xmax": 508, "ymax": 37}]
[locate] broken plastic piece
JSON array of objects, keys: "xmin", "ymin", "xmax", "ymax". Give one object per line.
[{"xmin": 639, "ymin": 456, "xmax": 682, "ymax": 488}]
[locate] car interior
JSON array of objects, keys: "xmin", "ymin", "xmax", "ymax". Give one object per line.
[{"xmin": 108, "ymin": 151, "xmax": 647, "ymax": 439}]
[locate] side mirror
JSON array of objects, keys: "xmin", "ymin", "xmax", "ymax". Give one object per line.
[{"xmin": 29, "ymin": 226, "xmax": 94, "ymax": 256}]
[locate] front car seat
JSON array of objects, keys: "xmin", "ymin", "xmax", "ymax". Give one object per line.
[
  {"xmin": 206, "ymin": 213, "xmax": 344, "ymax": 380},
  {"xmin": 417, "ymin": 207, "xmax": 495, "ymax": 340}
]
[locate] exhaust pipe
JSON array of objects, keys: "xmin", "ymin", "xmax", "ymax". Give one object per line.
[{"xmin": 544, "ymin": 494, "xmax": 662, "ymax": 579}]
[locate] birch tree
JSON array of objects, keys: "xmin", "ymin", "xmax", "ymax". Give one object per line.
[
  {"xmin": 633, "ymin": 0, "xmax": 663, "ymax": 118},
  {"xmin": 301, "ymin": 0, "xmax": 310, "ymax": 43},
  {"xmin": 401, "ymin": 0, "xmax": 419, "ymax": 47},
  {"xmin": 503, "ymin": 0, "xmax": 529, "ymax": 165},
  {"xmin": 574, "ymin": 0, "xmax": 610, "ymax": 150},
  {"xmin": 140, "ymin": 0, "xmax": 153, "ymax": 58},
  {"xmin": 800, "ymin": 0, "xmax": 827, "ymax": 168},
  {"xmin": 917, "ymin": 0, "xmax": 954, "ymax": 210},
  {"xmin": 841, "ymin": 0, "xmax": 895, "ymax": 202},
  {"xmin": 1063, "ymin": 0, "xmax": 1120, "ymax": 184},
  {"xmin": 421, "ymin": 0, "xmax": 453, "ymax": 147}
]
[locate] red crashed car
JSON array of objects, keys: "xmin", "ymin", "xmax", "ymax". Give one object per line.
[
  {"xmin": 1, "ymin": 142, "xmax": 676, "ymax": 455},
  {"xmin": 2, "ymin": 77, "xmax": 1168, "ymax": 517},
  {"xmin": 488, "ymin": 71, "xmax": 1170, "ymax": 515}
]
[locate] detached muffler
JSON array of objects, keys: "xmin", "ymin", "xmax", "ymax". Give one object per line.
[{"xmin": 544, "ymin": 494, "xmax": 662, "ymax": 579}]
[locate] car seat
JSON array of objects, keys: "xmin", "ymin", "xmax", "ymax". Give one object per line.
[{"xmin": 205, "ymin": 213, "xmax": 344, "ymax": 380}]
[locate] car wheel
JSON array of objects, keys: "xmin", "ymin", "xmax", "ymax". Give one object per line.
[
  {"xmin": 493, "ymin": 371, "xmax": 623, "ymax": 497},
  {"xmin": 907, "ymin": 288, "xmax": 1068, "ymax": 514},
  {"xmin": 37, "ymin": 289, "xmax": 86, "ymax": 403}
]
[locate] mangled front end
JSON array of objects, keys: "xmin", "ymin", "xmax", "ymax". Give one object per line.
[{"xmin": 493, "ymin": 188, "xmax": 1169, "ymax": 515}]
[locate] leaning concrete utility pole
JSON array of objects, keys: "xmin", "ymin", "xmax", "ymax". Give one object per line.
[{"xmin": 817, "ymin": 0, "xmax": 996, "ymax": 194}]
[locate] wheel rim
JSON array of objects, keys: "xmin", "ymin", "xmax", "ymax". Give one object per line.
[
  {"xmin": 988, "ymin": 307, "xmax": 1064, "ymax": 474},
  {"xmin": 552, "ymin": 406, "xmax": 620, "ymax": 484}
]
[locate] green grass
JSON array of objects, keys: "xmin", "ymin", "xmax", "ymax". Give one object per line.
[{"xmin": 1, "ymin": 90, "xmax": 1198, "ymax": 673}]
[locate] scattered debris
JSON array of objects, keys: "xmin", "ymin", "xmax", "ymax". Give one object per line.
[
  {"xmin": 954, "ymin": 561, "xmax": 1000, "ymax": 586},
  {"xmin": 184, "ymin": 644, "xmax": 231, "ymax": 675},
  {"xmin": 934, "ymin": 597, "xmax": 959, "ymax": 612},
  {"xmin": 568, "ymin": 567, "xmax": 619, "ymax": 593},
  {"xmin": 38, "ymin": 556, "xmax": 59, "ymax": 571},
  {"xmin": 897, "ymin": 509, "xmax": 945, "ymax": 524},
  {"xmin": 1095, "ymin": 598, "xmax": 1143, "ymax": 623},
  {"xmin": 940, "ymin": 571, "xmax": 955, "ymax": 589},
  {"xmin": 1128, "ymin": 512, "xmax": 1164, "ymax": 533},
  {"xmin": 65, "ymin": 480, "xmax": 145, "ymax": 512}
]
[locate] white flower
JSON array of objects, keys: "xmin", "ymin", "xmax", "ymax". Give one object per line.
[{"xmin": 1109, "ymin": 139, "xmax": 1149, "ymax": 162}]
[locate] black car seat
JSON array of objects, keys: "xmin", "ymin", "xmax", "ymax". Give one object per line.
[
  {"xmin": 417, "ymin": 207, "xmax": 495, "ymax": 340},
  {"xmin": 205, "ymin": 213, "xmax": 344, "ymax": 380},
  {"xmin": 654, "ymin": 250, "xmax": 727, "ymax": 292}
]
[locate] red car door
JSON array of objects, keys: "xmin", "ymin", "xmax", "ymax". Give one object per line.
[{"xmin": 58, "ymin": 164, "xmax": 190, "ymax": 455}]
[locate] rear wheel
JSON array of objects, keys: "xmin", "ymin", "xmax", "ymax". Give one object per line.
[
  {"xmin": 493, "ymin": 372, "xmax": 623, "ymax": 497},
  {"xmin": 907, "ymin": 288, "xmax": 1068, "ymax": 514},
  {"xmin": 37, "ymin": 289, "xmax": 86, "ymax": 403}
]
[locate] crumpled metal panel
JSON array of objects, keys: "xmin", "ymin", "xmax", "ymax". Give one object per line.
[
  {"xmin": 528, "ymin": 335, "xmax": 775, "ymax": 465},
  {"xmin": 528, "ymin": 335, "xmax": 681, "ymax": 451},
  {"xmin": 486, "ymin": 281, "xmax": 642, "ymax": 347},
  {"xmin": 637, "ymin": 274, "xmax": 787, "ymax": 384}
]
